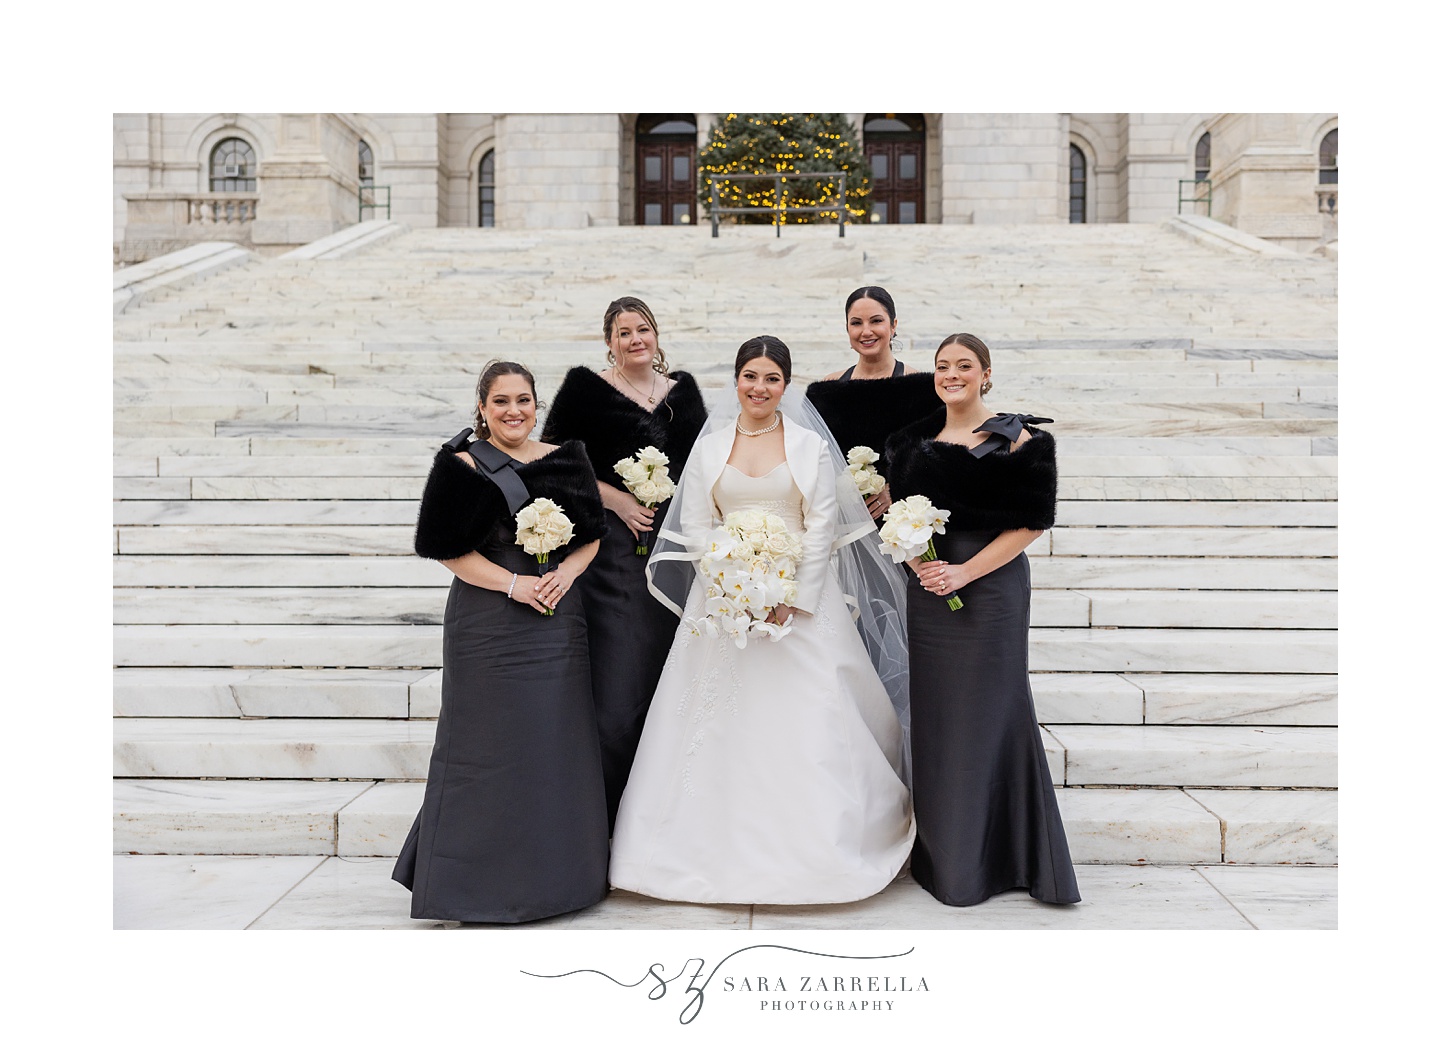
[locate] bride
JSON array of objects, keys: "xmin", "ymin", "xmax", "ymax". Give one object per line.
[{"xmin": 608, "ymin": 336, "xmax": 915, "ymax": 905}]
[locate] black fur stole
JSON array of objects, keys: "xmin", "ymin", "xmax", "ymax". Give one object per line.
[
  {"xmin": 884, "ymin": 409, "xmax": 1057, "ymax": 531},
  {"xmin": 804, "ymin": 372, "xmax": 940, "ymax": 456},
  {"xmin": 414, "ymin": 439, "xmax": 609, "ymax": 560},
  {"xmin": 540, "ymin": 367, "xmax": 708, "ymax": 491}
]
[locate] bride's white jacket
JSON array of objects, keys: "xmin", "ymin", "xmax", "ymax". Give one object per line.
[{"xmin": 673, "ymin": 415, "xmax": 838, "ymax": 615}]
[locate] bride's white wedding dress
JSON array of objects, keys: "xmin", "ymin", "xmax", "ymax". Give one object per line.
[{"xmin": 608, "ymin": 457, "xmax": 915, "ymax": 905}]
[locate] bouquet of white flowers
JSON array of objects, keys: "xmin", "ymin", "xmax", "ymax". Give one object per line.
[
  {"xmin": 515, "ymin": 497, "xmax": 575, "ymax": 615},
  {"xmin": 614, "ymin": 445, "xmax": 676, "ymax": 555},
  {"xmin": 685, "ymin": 509, "xmax": 806, "ymax": 648},
  {"xmin": 846, "ymin": 445, "xmax": 886, "ymax": 499},
  {"xmin": 878, "ymin": 494, "xmax": 962, "ymax": 611}
]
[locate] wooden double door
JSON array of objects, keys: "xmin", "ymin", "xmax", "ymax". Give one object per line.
[
  {"xmin": 636, "ymin": 115, "xmax": 697, "ymax": 226},
  {"xmin": 864, "ymin": 114, "xmax": 925, "ymax": 224}
]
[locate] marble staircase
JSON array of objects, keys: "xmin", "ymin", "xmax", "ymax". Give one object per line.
[{"xmin": 113, "ymin": 221, "xmax": 1338, "ymax": 869}]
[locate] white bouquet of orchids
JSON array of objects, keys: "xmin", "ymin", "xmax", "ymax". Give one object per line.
[
  {"xmin": 878, "ymin": 494, "xmax": 962, "ymax": 611},
  {"xmin": 846, "ymin": 445, "xmax": 886, "ymax": 499},
  {"xmin": 614, "ymin": 445, "xmax": 676, "ymax": 555},
  {"xmin": 685, "ymin": 509, "xmax": 806, "ymax": 648},
  {"xmin": 515, "ymin": 497, "xmax": 575, "ymax": 615}
]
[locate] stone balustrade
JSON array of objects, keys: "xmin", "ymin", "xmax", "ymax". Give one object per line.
[
  {"xmin": 190, "ymin": 194, "xmax": 258, "ymax": 225},
  {"xmin": 120, "ymin": 191, "xmax": 261, "ymax": 263}
]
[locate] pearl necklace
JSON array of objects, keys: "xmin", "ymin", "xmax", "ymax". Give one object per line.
[{"xmin": 736, "ymin": 410, "xmax": 781, "ymax": 437}]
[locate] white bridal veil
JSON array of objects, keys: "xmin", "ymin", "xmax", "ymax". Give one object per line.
[{"xmin": 645, "ymin": 383, "xmax": 913, "ymax": 776}]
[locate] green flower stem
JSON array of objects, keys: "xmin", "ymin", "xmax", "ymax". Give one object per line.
[
  {"xmin": 920, "ymin": 538, "xmax": 963, "ymax": 611},
  {"xmin": 536, "ymin": 554, "xmax": 554, "ymax": 615}
]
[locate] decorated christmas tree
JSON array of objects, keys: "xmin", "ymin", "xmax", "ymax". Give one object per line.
[{"xmin": 697, "ymin": 113, "xmax": 872, "ymax": 225}]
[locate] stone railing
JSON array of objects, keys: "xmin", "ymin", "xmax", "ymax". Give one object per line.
[
  {"xmin": 121, "ymin": 191, "xmax": 260, "ymax": 263},
  {"xmin": 189, "ymin": 194, "xmax": 258, "ymax": 224}
]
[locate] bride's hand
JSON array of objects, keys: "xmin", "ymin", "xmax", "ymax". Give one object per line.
[
  {"xmin": 864, "ymin": 483, "xmax": 892, "ymax": 520},
  {"xmin": 766, "ymin": 605, "xmax": 798, "ymax": 626}
]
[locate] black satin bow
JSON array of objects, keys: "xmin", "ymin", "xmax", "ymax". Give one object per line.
[{"xmin": 968, "ymin": 413, "xmax": 1054, "ymax": 458}]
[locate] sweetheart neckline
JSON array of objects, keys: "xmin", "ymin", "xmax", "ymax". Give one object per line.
[{"xmin": 723, "ymin": 461, "xmax": 788, "ymax": 479}]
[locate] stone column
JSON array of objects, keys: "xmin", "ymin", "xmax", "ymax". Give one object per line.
[
  {"xmin": 251, "ymin": 113, "xmax": 359, "ymax": 247},
  {"xmin": 1208, "ymin": 113, "xmax": 1322, "ymax": 252}
]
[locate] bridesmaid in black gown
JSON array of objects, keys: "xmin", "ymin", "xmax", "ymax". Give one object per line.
[
  {"xmin": 805, "ymin": 285, "xmax": 939, "ymax": 519},
  {"xmin": 393, "ymin": 360, "xmax": 610, "ymax": 923},
  {"xmin": 884, "ymin": 333, "xmax": 1080, "ymax": 907},
  {"xmin": 540, "ymin": 297, "xmax": 707, "ymax": 832}
]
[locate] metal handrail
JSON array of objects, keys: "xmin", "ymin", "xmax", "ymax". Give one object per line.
[
  {"xmin": 707, "ymin": 172, "xmax": 849, "ymax": 238},
  {"xmin": 359, "ymin": 184, "xmax": 391, "ymax": 221},
  {"xmin": 1177, "ymin": 178, "xmax": 1211, "ymax": 217}
]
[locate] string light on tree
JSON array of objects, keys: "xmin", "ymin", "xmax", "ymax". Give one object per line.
[{"xmin": 697, "ymin": 113, "xmax": 873, "ymax": 226}]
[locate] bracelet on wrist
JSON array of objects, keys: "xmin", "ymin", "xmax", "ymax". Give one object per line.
[{"xmin": 506, "ymin": 573, "xmax": 518, "ymax": 600}]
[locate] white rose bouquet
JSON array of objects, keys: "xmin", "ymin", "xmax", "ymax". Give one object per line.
[
  {"xmin": 878, "ymin": 494, "xmax": 962, "ymax": 611},
  {"xmin": 614, "ymin": 445, "xmax": 676, "ymax": 555},
  {"xmin": 846, "ymin": 445, "xmax": 886, "ymax": 499},
  {"xmin": 514, "ymin": 497, "xmax": 575, "ymax": 615},
  {"xmin": 685, "ymin": 509, "xmax": 805, "ymax": 648}
]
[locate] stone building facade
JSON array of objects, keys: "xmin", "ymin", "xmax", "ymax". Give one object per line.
[{"xmin": 113, "ymin": 112, "xmax": 1338, "ymax": 262}]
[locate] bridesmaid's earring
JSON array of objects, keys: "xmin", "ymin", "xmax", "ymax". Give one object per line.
[
  {"xmin": 981, "ymin": 381, "xmax": 992, "ymax": 395},
  {"xmin": 606, "ymin": 350, "xmax": 616, "ymax": 366}
]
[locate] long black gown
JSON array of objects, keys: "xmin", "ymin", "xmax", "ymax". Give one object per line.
[
  {"xmin": 392, "ymin": 438, "xmax": 611, "ymax": 923},
  {"xmin": 885, "ymin": 409, "xmax": 1080, "ymax": 906},
  {"xmin": 540, "ymin": 368, "xmax": 707, "ymax": 831},
  {"xmin": 804, "ymin": 361, "xmax": 940, "ymax": 459}
]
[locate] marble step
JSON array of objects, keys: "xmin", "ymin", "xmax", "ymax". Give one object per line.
[
  {"xmin": 112, "ymin": 624, "xmax": 1335, "ymax": 672},
  {"xmin": 112, "ymin": 524, "xmax": 1336, "ymax": 559},
  {"xmin": 115, "ymin": 432, "xmax": 1337, "ymax": 459},
  {"xmin": 113, "ymin": 500, "xmax": 418, "ymax": 525},
  {"xmin": 192, "ymin": 391, "xmax": 1335, "ymax": 426},
  {"xmin": 113, "ymin": 668, "xmax": 438, "ymax": 718},
  {"xmin": 1055, "ymin": 475, "xmax": 1336, "ymax": 500},
  {"xmin": 1045, "ymin": 724, "xmax": 1337, "ymax": 787},
  {"xmin": 1054, "ymin": 501, "xmax": 1336, "ymax": 527},
  {"xmin": 112, "ymin": 719, "xmax": 1337, "ymax": 790},
  {"xmin": 116, "ymin": 525, "xmax": 414, "ymax": 556},
  {"xmin": 1133, "ymin": 673, "xmax": 1337, "ymax": 725},
  {"xmin": 116, "ymin": 473, "xmax": 1336, "ymax": 501},
  {"xmin": 118, "ymin": 453, "xmax": 1339, "ymax": 482},
  {"xmin": 113, "ymin": 587, "xmax": 1335, "ymax": 630},
  {"xmin": 114, "ymin": 554, "xmax": 1338, "ymax": 591},
  {"xmin": 198, "ymin": 417, "xmax": 1342, "ymax": 441},
  {"xmin": 1026, "ymin": 557, "xmax": 1337, "ymax": 590},
  {"xmin": 1027, "ymin": 628, "xmax": 1335, "ymax": 674},
  {"xmin": 111, "ymin": 497, "xmax": 1338, "ymax": 529},
  {"xmin": 106, "ymin": 430, "xmax": 1338, "ymax": 462},
  {"xmin": 112, "ymin": 668, "xmax": 1331, "ymax": 726},
  {"xmin": 1048, "ymin": 527, "xmax": 1336, "ymax": 557},
  {"xmin": 1032, "ymin": 672, "xmax": 1336, "ymax": 726},
  {"xmin": 111, "ymin": 779, "xmax": 1335, "ymax": 864}
]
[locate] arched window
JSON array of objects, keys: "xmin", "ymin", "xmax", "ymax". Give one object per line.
[
  {"xmin": 478, "ymin": 150, "xmax": 495, "ymax": 228},
  {"xmin": 1319, "ymin": 129, "xmax": 1337, "ymax": 184},
  {"xmin": 358, "ymin": 140, "xmax": 374, "ymax": 189},
  {"xmin": 1069, "ymin": 144, "xmax": 1087, "ymax": 224},
  {"xmin": 1194, "ymin": 132, "xmax": 1211, "ymax": 182},
  {"xmin": 209, "ymin": 137, "xmax": 256, "ymax": 192}
]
